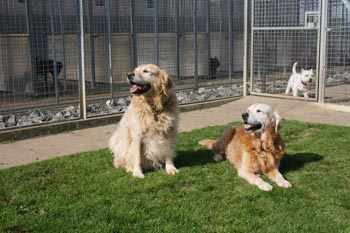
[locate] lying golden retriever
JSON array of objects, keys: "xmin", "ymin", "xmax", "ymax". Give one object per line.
[
  {"xmin": 200, "ymin": 103, "xmax": 292, "ymax": 191},
  {"xmin": 108, "ymin": 64, "xmax": 178, "ymax": 178}
]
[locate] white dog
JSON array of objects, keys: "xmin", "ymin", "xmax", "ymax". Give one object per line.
[{"xmin": 285, "ymin": 62, "xmax": 314, "ymax": 98}]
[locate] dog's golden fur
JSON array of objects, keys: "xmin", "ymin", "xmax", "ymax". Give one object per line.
[
  {"xmin": 108, "ymin": 64, "xmax": 178, "ymax": 178},
  {"xmin": 200, "ymin": 103, "xmax": 292, "ymax": 191}
]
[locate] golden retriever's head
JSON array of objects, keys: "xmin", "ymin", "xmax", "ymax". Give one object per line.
[
  {"xmin": 241, "ymin": 103, "xmax": 281, "ymax": 133},
  {"xmin": 127, "ymin": 64, "xmax": 173, "ymax": 97}
]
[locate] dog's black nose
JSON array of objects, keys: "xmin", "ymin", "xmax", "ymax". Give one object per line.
[
  {"xmin": 242, "ymin": 113, "xmax": 249, "ymax": 122},
  {"xmin": 127, "ymin": 72, "xmax": 134, "ymax": 81}
]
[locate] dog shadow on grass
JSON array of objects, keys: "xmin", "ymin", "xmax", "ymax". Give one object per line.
[
  {"xmin": 175, "ymin": 150, "xmax": 323, "ymax": 173},
  {"xmin": 175, "ymin": 150, "xmax": 216, "ymax": 168},
  {"xmin": 280, "ymin": 153, "xmax": 323, "ymax": 174}
]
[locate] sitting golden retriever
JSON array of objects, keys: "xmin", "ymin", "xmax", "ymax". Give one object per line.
[
  {"xmin": 200, "ymin": 103, "xmax": 292, "ymax": 191},
  {"xmin": 108, "ymin": 64, "xmax": 178, "ymax": 178}
]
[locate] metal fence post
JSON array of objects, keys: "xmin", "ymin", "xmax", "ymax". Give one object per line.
[
  {"xmin": 175, "ymin": 0, "xmax": 180, "ymax": 80},
  {"xmin": 106, "ymin": 0, "xmax": 114, "ymax": 98},
  {"xmin": 130, "ymin": 0, "xmax": 137, "ymax": 68},
  {"xmin": 318, "ymin": 0, "xmax": 328, "ymax": 103},
  {"xmin": 227, "ymin": 0, "xmax": 232, "ymax": 83},
  {"xmin": 78, "ymin": 0, "xmax": 87, "ymax": 119},
  {"xmin": 193, "ymin": 0, "xmax": 198, "ymax": 90},
  {"xmin": 25, "ymin": 1, "xmax": 37, "ymax": 95},
  {"xmin": 206, "ymin": 0, "xmax": 211, "ymax": 79},
  {"xmin": 58, "ymin": 0, "xmax": 68, "ymax": 92},
  {"xmin": 49, "ymin": 0, "xmax": 60, "ymax": 104},
  {"xmin": 249, "ymin": 0, "xmax": 254, "ymax": 94},
  {"xmin": 4, "ymin": 0, "xmax": 13, "ymax": 96},
  {"xmin": 154, "ymin": 0, "xmax": 159, "ymax": 66},
  {"xmin": 243, "ymin": 0, "xmax": 248, "ymax": 96},
  {"xmin": 88, "ymin": 0, "xmax": 96, "ymax": 90}
]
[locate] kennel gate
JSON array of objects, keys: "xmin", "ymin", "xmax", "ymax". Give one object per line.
[
  {"xmin": 250, "ymin": 0, "xmax": 350, "ymax": 106},
  {"xmin": 250, "ymin": 0, "xmax": 321, "ymax": 101}
]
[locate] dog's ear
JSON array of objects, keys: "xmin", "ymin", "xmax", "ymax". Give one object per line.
[
  {"xmin": 273, "ymin": 111, "xmax": 282, "ymax": 133},
  {"xmin": 160, "ymin": 69, "xmax": 173, "ymax": 96}
]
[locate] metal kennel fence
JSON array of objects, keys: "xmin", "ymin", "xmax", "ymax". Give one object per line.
[
  {"xmin": 1, "ymin": 0, "xmax": 350, "ymax": 131},
  {"xmin": 250, "ymin": 0, "xmax": 350, "ymax": 106},
  {"xmin": 324, "ymin": 0, "xmax": 350, "ymax": 105},
  {"xmin": 0, "ymin": 0, "xmax": 246, "ymax": 130}
]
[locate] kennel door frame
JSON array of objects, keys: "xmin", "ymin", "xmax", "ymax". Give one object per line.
[{"xmin": 248, "ymin": 0, "xmax": 328, "ymax": 102}]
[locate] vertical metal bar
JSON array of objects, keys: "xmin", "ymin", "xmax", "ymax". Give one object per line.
[
  {"xmin": 283, "ymin": 30, "xmax": 286, "ymax": 78},
  {"xmin": 49, "ymin": 0, "xmax": 60, "ymax": 104},
  {"xmin": 317, "ymin": 0, "xmax": 328, "ymax": 103},
  {"xmin": 58, "ymin": 0, "xmax": 67, "ymax": 92},
  {"xmin": 106, "ymin": 0, "xmax": 114, "ymax": 97},
  {"xmin": 227, "ymin": 0, "xmax": 232, "ymax": 83},
  {"xmin": 193, "ymin": 0, "xmax": 198, "ymax": 89},
  {"xmin": 88, "ymin": 0, "xmax": 96, "ymax": 90},
  {"xmin": 4, "ymin": 0, "xmax": 13, "ymax": 95},
  {"xmin": 243, "ymin": 0, "xmax": 248, "ymax": 97},
  {"xmin": 175, "ymin": 0, "xmax": 180, "ymax": 80},
  {"xmin": 341, "ymin": 1, "xmax": 345, "ymax": 68},
  {"xmin": 250, "ymin": 0, "xmax": 254, "ymax": 94},
  {"xmin": 130, "ymin": 0, "xmax": 137, "ymax": 68},
  {"xmin": 25, "ymin": 0, "xmax": 37, "ymax": 94},
  {"xmin": 78, "ymin": 0, "xmax": 87, "ymax": 119},
  {"xmin": 154, "ymin": 0, "xmax": 159, "ymax": 65},
  {"xmin": 206, "ymin": 0, "xmax": 211, "ymax": 79}
]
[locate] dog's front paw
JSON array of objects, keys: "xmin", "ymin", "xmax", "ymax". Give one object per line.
[
  {"xmin": 166, "ymin": 165, "xmax": 179, "ymax": 175},
  {"xmin": 258, "ymin": 182, "xmax": 273, "ymax": 191},
  {"xmin": 213, "ymin": 153, "xmax": 224, "ymax": 161},
  {"xmin": 113, "ymin": 159, "xmax": 124, "ymax": 168},
  {"xmin": 133, "ymin": 168, "xmax": 145, "ymax": 179},
  {"xmin": 277, "ymin": 179, "xmax": 292, "ymax": 189},
  {"xmin": 125, "ymin": 166, "xmax": 133, "ymax": 173}
]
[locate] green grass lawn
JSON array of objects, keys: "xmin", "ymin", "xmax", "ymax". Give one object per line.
[{"xmin": 1, "ymin": 120, "xmax": 350, "ymax": 233}]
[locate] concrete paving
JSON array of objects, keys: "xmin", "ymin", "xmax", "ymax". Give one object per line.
[{"xmin": 1, "ymin": 96, "xmax": 349, "ymax": 169}]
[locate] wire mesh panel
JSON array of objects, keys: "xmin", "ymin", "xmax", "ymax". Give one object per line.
[
  {"xmin": 209, "ymin": 0, "xmax": 227, "ymax": 80},
  {"xmin": 0, "ymin": 0, "xmax": 31, "ymax": 110},
  {"xmin": 0, "ymin": 0, "xmax": 245, "ymax": 130},
  {"xmin": 207, "ymin": 0, "xmax": 244, "ymax": 83},
  {"xmin": 196, "ymin": 0, "xmax": 210, "ymax": 82},
  {"xmin": 177, "ymin": 0, "xmax": 195, "ymax": 80},
  {"xmin": 27, "ymin": 0, "xmax": 80, "ymax": 104},
  {"xmin": 48, "ymin": 0, "xmax": 80, "ymax": 99},
  {"xmin": 251, "ymin": 0, "xmax": 319, "ymax": 99},
  {"xmin": 324, "ymin": 0, "xmax": 350, "ymax": 106},
  {"xmin": 134, "ymin": 0, "xmax": 156, "ymax": 65},
  {"xmin": 0, "ymin": 0, "xmax": 81, "ymax": 129},
  {"xmin": 55, "ymin": 0, "xmax": 80, "ymax": 98},
  {"xmin": 158, "ymin": 0, "xmax": 177, "ymax": 80},
  {"xmin": 85, "ymin": 0, "xmax": 111, "ymax": 96}
]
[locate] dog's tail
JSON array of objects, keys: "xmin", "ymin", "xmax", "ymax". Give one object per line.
[
  {"xmin": 292, "ymin": 62, "xmax": 298, "ymax": 75},
  {"xmin": 199, "ymin": 139, "xmax": 217, "ymax": 150}
]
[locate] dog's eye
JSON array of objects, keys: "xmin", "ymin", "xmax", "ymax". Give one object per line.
[
  {"xmin": 256, "ymin": 109, "xmax": 261, "ymax": 113},
  {"xmin": 143, "ymin": 69, "xmax": 150, "ymax": 73}
]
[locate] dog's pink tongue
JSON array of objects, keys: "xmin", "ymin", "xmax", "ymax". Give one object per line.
[
  {"xmin": 244, "ymin": 124, "xmax": 252, "ymax": 130},
  {"xmin": 130, "ymin": 85, "xmax": 141, "ymax": 93}
]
